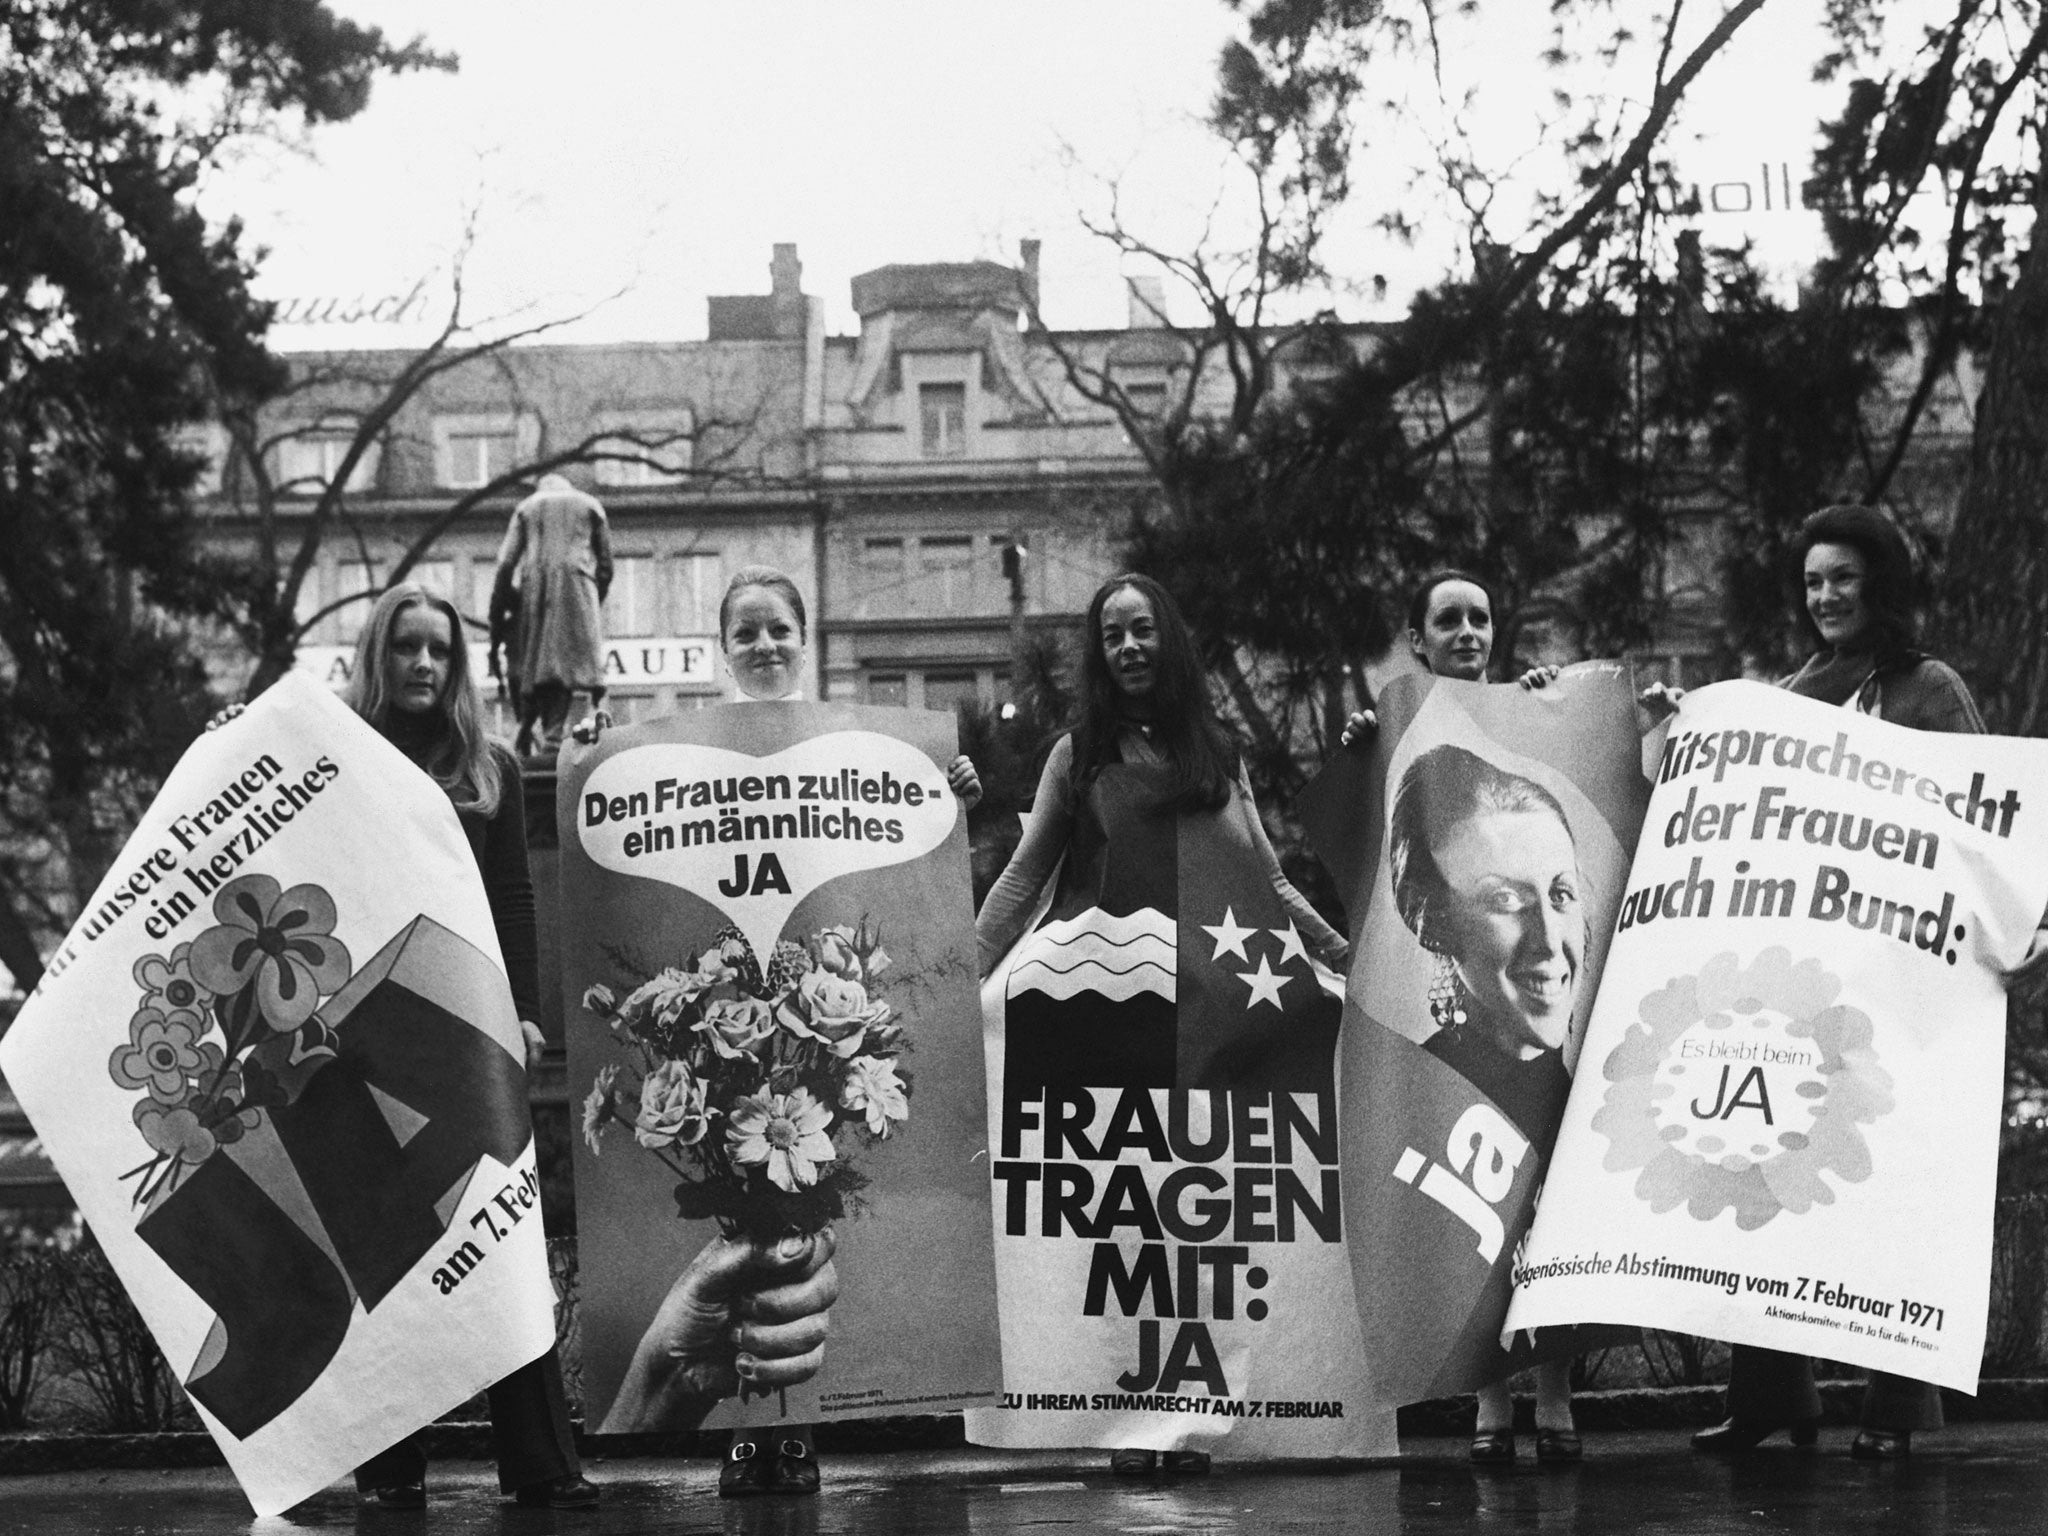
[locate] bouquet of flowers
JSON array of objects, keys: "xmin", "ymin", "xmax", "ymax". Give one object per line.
[
  {"xmin": 110, "ymin": 875, "xmax": 353, "ymax": 1208},
  {"xmin": 579, "ymin": 918, "xmax": 911, "ymax": 1241}
]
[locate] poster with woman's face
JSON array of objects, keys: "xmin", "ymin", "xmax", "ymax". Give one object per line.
[{"xmin": 1302, "ymin": 663, "xmax": 1648, "ymax": 1406}]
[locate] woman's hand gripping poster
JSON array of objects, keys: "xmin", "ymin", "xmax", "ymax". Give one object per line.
[
  {"xmin": 0, "ymin": 675, "xmax": 557, "ymax": 1515},
  {"xmin": 559, "ymin": 702, "xmax": 1000, "ymax": 1433},
  {"xmin": 1507, "ymin": 681, "xmax": 2048, "ymax": 1391},
  {"xmin": 1301, "ymin": 665, "xmax": 1648, "ymax": 1408}
]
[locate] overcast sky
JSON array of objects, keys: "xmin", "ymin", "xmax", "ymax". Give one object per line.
[{"xmin": 198, "ymin": 2, "xmax": 1896, "ymax": 350}]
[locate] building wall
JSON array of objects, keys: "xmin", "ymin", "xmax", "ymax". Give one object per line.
[{"xmin": 185, "ymin": 246, "xmax": 1982, "ymax": 741}]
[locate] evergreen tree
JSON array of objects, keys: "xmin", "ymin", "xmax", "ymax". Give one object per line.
[{"xmin": 0, "ymin": 0, "xmax": 445, "ymax": 987}]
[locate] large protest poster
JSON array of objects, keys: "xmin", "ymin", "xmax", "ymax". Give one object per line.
[
  {"xmin": 965, "ymin": 764, "xmax": 1396, "ymax": 1459},
  {"xmin": 1507, "ymin": 681, "xmax": 2048, "ymax": 1390},
  {"xmin": 0, "ymin": 674, "xmax": 557, "ymax": 1515},
  {"xmin": 1301, "ymin": 665, "xmax": 1647, "ymax": 1407},
  {"xmin": 561, "ymin": 702, "xmax": 999, "ymax": 1430}
]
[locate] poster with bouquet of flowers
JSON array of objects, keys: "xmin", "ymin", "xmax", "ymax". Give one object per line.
[
  {"xmin": 560, "ymin": 702, "xmax": 999, "ymax": 1430},
  {"xmin": 0, "ymin": 674, "xmax": 556, "ymax": 1515}
]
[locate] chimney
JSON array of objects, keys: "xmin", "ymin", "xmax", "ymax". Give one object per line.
[
  {"xmin": 771, "ymin": 243, "xmax": 804, "ymax": 338},
  {"xmin": 1019, "ymin": 238, "xmax": 1041, "ymax": 315},
  {"xmin": 1127, "ymin": 274, "xmax": 1168, "ymax": 329}
]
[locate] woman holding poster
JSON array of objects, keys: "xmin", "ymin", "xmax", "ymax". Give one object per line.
[
  {"xmin": 341, "ymin": 583, "xmax": 600, "ymax": 1511},
  {"xmin": 1692, "ymin": 506, "xmax": 1979, "ymax": 1461},
  {"xmin": 1342, "ymin": 570, "xmax": 1589, "ymax": 1463},
  {"xmin": 583, "ymin": 566, "xmax": 981, "ymax": 1500},
  {"xmin": 976, "ymin": 572, "xmax": 1353, "ymax": 1476}
]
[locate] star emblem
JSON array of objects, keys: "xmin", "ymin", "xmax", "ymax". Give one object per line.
[
  {"xmin": 1202, "ymin": 907, "xmax": 1257, "ymax": 962},
  {"xmin": 1238, "ymin": 955, "xmax": 1292, "ymax": 1010},
  {"xmin": 1269, "ymin": 923, "xmax": 1309, "ymax": 967}
]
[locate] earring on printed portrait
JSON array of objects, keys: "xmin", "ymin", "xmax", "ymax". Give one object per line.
[{"xmin": 1428, "ymin": 951, "xmax": 1470, "ymax": 1031}]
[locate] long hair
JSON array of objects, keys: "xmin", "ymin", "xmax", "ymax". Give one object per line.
[
  {"xmin": 345, "ymin": 583, "xmax": 503, "ymax": 815},
  {"xmin": 1792, "ymin": 504, "xmax": 1918, "ymax": 663},
  {"xmin": 1389, "ymin": 744, "xmax": 1571, "ymax": 954},
  {"xmin": 1071, "ymin": 572, "xmax": 1238, "ymax": 814}
]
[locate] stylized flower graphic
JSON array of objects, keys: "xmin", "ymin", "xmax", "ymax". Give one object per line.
[
  {"xmin": 635, "ymin": 1060, "xmax": 717, "ymax": 1149},
  {"xmin": 727, "ymin": 1086, "xmax": 838, "ymax": 1193},
  {"xmin": 779, "ymin": 970, "xmax": 892, "ymax": 1057},
  {"xmin": 1593, "ymin": 947, "xmax": 1893, "ymax": 1229},
  {"xmin": 134, "ymin": 1097, "xmax": 218, "ymax": 1165},
  {"xmin": 840, "ymin": 1056, "xmax": 909, "ymax": 1138},
  {"xmin": 204, "ymin": 1064, "xmax": 264, "ymax": 1147},
  {"xmin": 133, "ymin": 944, "xmax": 212, "ymax": 1028},
  {"xmin": 188, "ymin": 875, "xmax": 351, "ymax": 1031},
  {"xmin": 694, "ymin": 997, "xmax": 778, "ymax": 1059},
  {"xmin": 110, "ymin": 1010, "xmax": 210, "ymax": 1102}
]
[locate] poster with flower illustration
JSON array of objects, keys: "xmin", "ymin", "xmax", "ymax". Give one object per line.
[
  {"xmin": 0, "ymin": 673, "xmax": 558, "ymax": 1515},
  {"xmin": 559, "ymin": 702, "xmax": 999, "ymax": 1431},
  {"xmin": 1506, "ymin": 681, "xmax": 2048, "ymax": 1390}
]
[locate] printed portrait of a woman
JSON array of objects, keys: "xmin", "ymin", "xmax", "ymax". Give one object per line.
[{"xmin": 1388, "ymin": 744, "xmax": 1586, "ymax": 1142}]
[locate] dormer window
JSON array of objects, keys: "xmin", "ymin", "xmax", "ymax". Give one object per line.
[
  {"xmin": 272, "ymin": 429, "xmax": 380, "ymax": 496},
  {"xmin": 593, "ymin": 409, "xmax": 696, "ymax": 487},
  {"xmin": 920, "ymin": 382, "xmax": 966, "ymax": 458},
  {"xmin": 434, "ymin": 412, "xmax": 538, "ymax": 490},
  {"xmin": 1121, "ymin": 381, "xmax": 1169, "ymax": 419},
  {"xmin": 445, "ymin": 428, "xmax": 515, "ymax": 488}
]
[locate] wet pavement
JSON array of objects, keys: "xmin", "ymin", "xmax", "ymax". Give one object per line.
[{"xmin": 3, "ymin": 1425, "xmax": 2045, "ymax": 1534}]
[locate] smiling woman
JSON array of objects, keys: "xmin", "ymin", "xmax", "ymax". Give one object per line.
[{"xmin": 1389, "ymin": 745, "xmax": 1584, "ymax": 1137}]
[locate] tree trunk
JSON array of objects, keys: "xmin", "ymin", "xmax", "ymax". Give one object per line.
[
  {"xmin": 1929, "ymin": 152, "xmax": 2048, "ymax": 736},
  {"xmin": 0, "ymin": 901, "xmax": 46, "ymax": 994}
]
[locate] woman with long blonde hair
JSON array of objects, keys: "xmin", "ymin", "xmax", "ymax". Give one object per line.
[{"xmin": 341, "ymin": 582, "xmax": 598, "ymax": 1511}]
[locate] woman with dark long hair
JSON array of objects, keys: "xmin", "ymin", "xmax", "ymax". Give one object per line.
[
  {"xmin": 1692, "ymin": 504, "xmax": 1978, "ymax": 1462},
  {"xmin": 342, "ymin": 582, "xmax": 599, "ymax": 1511},
  {"xmin": 976, "ymin": 572, "xmax": 1347, "ymax": 1476}
]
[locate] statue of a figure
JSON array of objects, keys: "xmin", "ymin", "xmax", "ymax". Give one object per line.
[{"xmin": 488, "ymin": 473, "xmax": 613, "ymax": 756}]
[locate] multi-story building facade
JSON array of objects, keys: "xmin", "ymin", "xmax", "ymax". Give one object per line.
[
  {"xmin": 180, "ymin": 241, "xmax": 1987, "ymax": 732},
  {"xmin": 187, "ymin": 245, "xmax": 1172, "ymax": 726}
]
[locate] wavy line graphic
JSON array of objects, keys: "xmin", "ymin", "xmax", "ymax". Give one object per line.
[
  {"xmin": 1009, "ymin": 958, "xmax": 1178, "ymax": 1002},
  {"xmin": 1007, "ymin": 906, "xmax": 1177, "ymax": 1003},
  {"xmin": 1029, "ymin": 907, "xmax": 1176, "ymax": 949}
]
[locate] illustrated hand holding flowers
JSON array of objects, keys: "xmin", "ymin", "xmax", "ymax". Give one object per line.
[{"xmin": 581, "ymin": 919, "xmax": 907, "ymax": 1427}]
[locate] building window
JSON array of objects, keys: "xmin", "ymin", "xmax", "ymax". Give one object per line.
[
  {"xmin": 1121, "ymin": 381, "xmax": 1169, "ymax": 419},
  {"xmin": 593, "ymin": 412, "xmax": 695, "ymax": 487},
  {"xmin": 674, "ymin": 551, "xmax": 721, "ymax": 633},
  {"xmin": 443, "ymin": 430, "xmax": 516, "ymax": 489},
  {"xmin": 330, "ymin": 560, "xmax": 382, "ymax": 644},
  {"xmin": 867, "ymin": 673, "xmax": 909, "ymax": 707},
  {"xmin": 274, "ymin": 432, "xmax": 380, "ymax": 495},
  {"xmin": 434, "ymin": 414, "xmax": 535, "ymax": 490},
  {"xmin": 919, "ymin": 382, "xmax": 967, "ymax": 458},
  {"xmin": 923, "ymin": 670, "xmax": 980, "ymax": 716},
  {"xmin": 610, "ymin": 555, "xmax": 660, "ymax": 638},
  {"xmin": 920, "ymin": 535, "xmax": 974, "ymax": 613}
]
